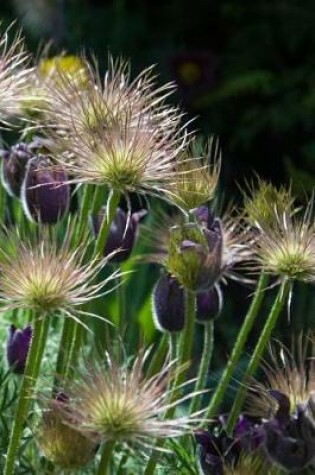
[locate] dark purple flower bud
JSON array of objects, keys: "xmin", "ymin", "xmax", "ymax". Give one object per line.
[
  {"xmin": 92, "ymin": 207, "xmax": 146, "ymax": 263},
  {"xmin": 0, "ymin": 142, "xmax": 33, "ymax": 197},
  {"xmin": 263, "ymin": 393, "xmax": 315, "ymax": 471},
  {"xmin": 152, "ymin": 272, "xmax": 185, "ymax": 332},
  {"xmin": 194, "ymin": 429, "xmax": 238, "ymax": 475},
  {"xmin": 21, "ymin": 155, "xmax": 70, "ymax": 224},
  {"xmin": 6, "ymin": 325, "xmax": 32, "ymax": 374},
  {"xmin": 196, "ymin": 285, "xmax": 223, "ymax": 323}
]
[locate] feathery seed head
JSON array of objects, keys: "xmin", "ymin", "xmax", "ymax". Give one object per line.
[
  {"xmin": 252, "ymin": 200, "xmax": 315, "ymax": 283},
  {"xmin": 248, "ymin": 336, "xmax": 315, "ymax": 419},
  {"xmin": 53, "ymin": 352, "xmax": 204, "ymax": 447},
  {"xmin": 166, "ymin": 137, "xmax": 221, "ymax": 212},
  {"xmin": 36, "ymin": 401, "xmax": 97, "ymax": 469},
  {"xmin": 0, "ymin": 227, "xmax": 117, "ymax": 316},
  {"xmin": 0, "ymin": 25, "xmax": 33, "ymax": 125},
  {"xmin": 243, "ymin": 179, "xmax": 294, "ymax": 228}
]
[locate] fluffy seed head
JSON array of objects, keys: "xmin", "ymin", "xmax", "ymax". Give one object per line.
[
  {"xmin": 165, "ymin": 137, "xmax": 221, "ymax": 212},
  {"xmin": 0, "ymin": 25, "xmax": 32, "ymax": 125},
  {"xmin": 36, "ymin": 401, "xmax": 97, "ymax": 469},
  {"xmin": 248, "ymin": 336, "xmax": 315, "ymax": 419},
  {"xmin": 243, "ymin": 179, "xmax": 293, "ymax": 228},
  {"xmin": 54, "ymin": 351, "xmax": 204, "ymax": 448},
  {"xmin": 251, "ymin": 200, "xmax": 315, "ymax": 283},
  {"xmin": 0, "ymin": 226, "xmax": 117, "ymax": 317}
]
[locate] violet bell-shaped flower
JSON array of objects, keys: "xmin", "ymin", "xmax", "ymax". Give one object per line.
[
  {"xmin": 152, "ymin": 271, "xmax": 185, "ymax": 332},
  {"xmin": 21, "ymin": 155, "xmax": 70, "ymax": 224},
  {"xmin": 92, "ymin": 206, "xmax": 146, "ymax": 263}
]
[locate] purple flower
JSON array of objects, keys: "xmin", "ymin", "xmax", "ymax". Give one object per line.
[
  {"xmin": 0, "ymin": 142, "xmax": 33, "ymax": 197},
  {"xmin": 195, "ymin": 415, "xmax": 264, "ymax": 474},
  {"xmin": 263, "ymin": 391, "xmax": 315, "ymax": 471},
  {"xmin": 21, "ymin": 155, "xmax": 70, "ymax": 224},
  {"xmin": 6, "ymin": 325, "xmax": 32, "ymax": 374},
  {"xmin": 196, "ymin": 286, "xmax": 223, "ymax": 323},
  {"xmin": 92, "ymin": 207, "xmax": 146, "ymax": 263},
  {"xmin": 152, "ymin": 272, "xmax": 185, "ymax": 332}
]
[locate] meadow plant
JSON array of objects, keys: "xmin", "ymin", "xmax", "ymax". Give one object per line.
[{"xmin": 0, "ymin": 24, "xmax": 314, "ymax": 475}]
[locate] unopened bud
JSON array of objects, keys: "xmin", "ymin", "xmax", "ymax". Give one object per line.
[
  {"xmin": 21, "ymin": 155, "xmax": 70, "ymax": 224},
  {"xmin": 196, "ymin": 285, "xmax": 223, "ymax": 323},
  {"xmin": 152, "ymin": 272, "xmax": 185, "ymax": 332},
  {"xmin": 1, "ymin": 142, "xmax": 33, "ymax": 197},
  {"xmin": 92, "ymin": 206, "xmax": 146, "ymax": 262},
  {"xmin": 6, "ymin": 324, "xmax": 32, "ymax": 374}
]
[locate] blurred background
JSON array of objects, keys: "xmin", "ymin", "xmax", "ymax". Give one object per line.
[{"xmin": 1, "ymin": 0, "xmax": 315, "ymax": 405}]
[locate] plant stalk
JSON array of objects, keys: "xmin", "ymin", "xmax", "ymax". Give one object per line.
[
  {"xmin": 205, "ymin": 272, "xmax": 268, "ymax": 420},
  {"xmin": 226, "ymin": 279, "xmax": 290, "ymax": 434}
]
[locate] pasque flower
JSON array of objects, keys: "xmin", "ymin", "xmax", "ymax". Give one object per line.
[
  {"xmin": 152, "ymin": 271, "xmax": 185, "ymax": 332},
  {"xmin": 21, "ymin": 154, "xmax": 70, "ymax": 224},
  {"xmin": 6, "ymin": 324, "xmax": 32, "ymax": 374},
  {"xmin": 0, "ymin": 142, "xmax": 33, "ymax": 197},
  {"xmin": 92, "ymin": 206, "xmax": 146, "ymax": 262}
]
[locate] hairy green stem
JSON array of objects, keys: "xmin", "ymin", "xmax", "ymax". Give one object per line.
[
  {"xmin": 4, "ymin": 315, "xmax": 49, "ymax": 475},
  {"xmin": 146, "ymin": 335, "xmax": 168, "ymax": 379},
  {"xmin": 143, "ymin": 290, "xmax": 196, "ymax": 475},
  {"xmin": 205, "ymin": 272, "xmax": 268, "ymax": 420},
  {"xmin": 226, "ymin": 279, "xmax": 290, "ymax": 434},
  {"xmin": 94, "ymin": 189, "xmax": 120, "ymax": 259},
  {"xmin": 189, "ymin": 320, "xmax": 214, "ymax": 415},
  {"xmin": 97, "ymin": 441, "xmax": 115, "ymax": 475},
  {"xmin": 116, "ymin": 270, "xmax": 126, "ymax": 334}
]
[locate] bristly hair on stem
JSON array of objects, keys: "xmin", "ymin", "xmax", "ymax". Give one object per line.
[
  {"xmin": 0, "ymin": 223, "xmax": 120, "ymax": 325},
  {"xmin": 48, "ymin": 349, "xmax": 207, "ymax": 450}
]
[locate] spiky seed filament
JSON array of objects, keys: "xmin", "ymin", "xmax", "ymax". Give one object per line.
[
  {"xmin": 0, "ymin": 25, "xmax": 33, "ymax": 125},
  {"xmin": 248, "ymin": 336, "xmax": 315, "ymax": 419},
  {"xmin": 243, "ymin": 179, "xmax": 294, "ymax": 228},
  {"xmin": 166, "ymin": 137, "xmax": 221, "ymax": 212},
  {"xmin": 0, "ymin": 227, "xmax": 117, "ymax": 318},
  {"xmin": 53, "ymin": 352, "xmax": 204, "ymax": 448},
  {"xmin": 252, "ymin": 202, "xmax": 315, "ymax": 283}
]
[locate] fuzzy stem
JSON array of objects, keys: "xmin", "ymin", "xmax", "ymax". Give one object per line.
[
  {"xmin": 54, "ymin": 318, "xmax": 73, "ymax": 383},
  {"xmin": 4, "ymin": 315, "xmax": 49, "ymax": 475},
  {"xmin": 94, "ymin": 188, "xmax": 120, "ymax": 259},
  {"xmin": 189, "ymin": 320, "xmax": 214, "ymax": 415},
  {"xmin": 226, "ymin": 279, "xmax": 290, "ymax": 434},
  {"xmin": 146, "ymin": 335, "xmax": 167, "ymax": 379},
  {"xmin": 97, "ymin": 441, "xmax": 115, "ymax": 475},
  {"xmin": 116, "ymin": 270, "xmax": 126, "ymax": 334},
  {"xmin": 143, "ymin": 290, "xmax": 196, "ymax": 475},
  {"xmin": 205, "ymin": 272, "xmax": 268, "ymax": 420},
  {"xmin": 64, "ymin": 188, "xmax": 121, "ymax": 376}
]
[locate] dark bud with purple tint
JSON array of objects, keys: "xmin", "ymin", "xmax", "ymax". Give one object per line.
[
  {"xmin": 196, "ymin": 285, "xmax": 223, "ymax": 323},
  {"xmin": 92, "ymin": 206, "xmax": 146, "ymax": 263},
  {"xmin": 152, "ymin": 272, "xmax": 185, "ymax": 332},
  {"xmin": 263, "ymin": 392, "xmax": 315, "ymax": 471},
  {"xmin": 6, "ymin": 325, "xmax": 32, "ymax": 374},
  {"xmin": 0, "ymin": 142, "xmax": 33, "ymax": 197},
  {"xmin": 21, "ymin": 155, "xmax": 70, "ymax": 224}
]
